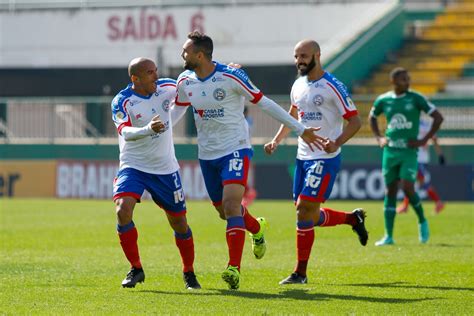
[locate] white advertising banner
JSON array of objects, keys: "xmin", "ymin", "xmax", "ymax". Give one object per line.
[{"xmin": 0, "ymin": 2, "xmax": 396, "ymax": 68}]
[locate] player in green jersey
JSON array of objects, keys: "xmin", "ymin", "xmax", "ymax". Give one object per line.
[{"xmin": 369, "ymin": 67, "xmax": 443, "ymax": 246}]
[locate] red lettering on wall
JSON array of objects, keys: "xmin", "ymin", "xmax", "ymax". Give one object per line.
[
  {"xmin": 190, "ymin": 12, "xmax": 205, "ymax": 33},
  {"xmin": 163, "ymin": 15, "xmax": 177, "ymax": 39},
  {"xmin": 107, "ymin": 11, "xmax": 202, "ymax": 41}
]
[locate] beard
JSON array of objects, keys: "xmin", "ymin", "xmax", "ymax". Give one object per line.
[
  {"xmin": 297, "ymin": 55, "xmax": 316, "ymax": 76},
  {"xmin": 184, "ymin": 60, "xmax": 198, "ymax": 71}
]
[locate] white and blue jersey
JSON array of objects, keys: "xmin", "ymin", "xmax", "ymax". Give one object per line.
[
  {"xmin": 111, "ymin": 78, "xmax": 179, "ymax": 174},
  {"xmin": 175, "ymin": 62, "xmax": 263, "ymax": 160},
  {"xmin": 291, "ymin": 72, "xmax": 358, "ymax": 160}
]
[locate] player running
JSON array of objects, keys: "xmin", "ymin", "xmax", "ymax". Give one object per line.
[
  {"xmin": 111, "ymin": 57, "xmax": 200, "ymax": 290},
  {"xmin": 369, "ymin": 67, "xmax": 444, "ymax": 246},
  {"xmin": 174, "ymin": 31, "xmax": 326, "ymax": 290},
  {"xmin": 264, "ymin": 39, "xmax": 368, "ymax": 285}
]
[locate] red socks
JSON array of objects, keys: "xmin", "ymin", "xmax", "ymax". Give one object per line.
[
  {"xmin": 296, "ymin": 221, "xmax": 314, "ymax": 276},
  {"xmin": 319, "ymin": 207, "xmax": 356, "ymax": 227},
  {"xmin": 427, "ymin": 187, "xmax": 441, "ymax": 202},
  {"xmin": 226, "ymin": 216, "xmax": 246, "ymax": 270},
  {"xmin": 175, "ymin": 229, "xmax": 195, "ymax": 273},
  {"xmin": 118, "ymin": 227, "xmax": 142, "ymax": 269},
  {"xmin": 241, "ymin": 206, "xmax": 260, "ymax": 234}
]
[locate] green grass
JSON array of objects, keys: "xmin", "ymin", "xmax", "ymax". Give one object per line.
[{"xmin": 1, "ymin": 199, "xmax": 473, "ymax": 315}]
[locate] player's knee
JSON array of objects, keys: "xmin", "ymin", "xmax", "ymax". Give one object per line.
[
  {"xmin": 115, "ymin": 199, "xmax": 134, "ymax": 223},
  {"xmin": 169, "ymin": 216, "xmax": 188, "ymax": 233},
  {"xmin": 222, "ymin": 199, "xmax": 241, "ymax": 217},
  {"xmin": 296, "ymin": 201, "xmax": 316, "ymax": 221}
]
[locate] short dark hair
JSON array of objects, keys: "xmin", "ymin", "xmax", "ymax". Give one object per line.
[
  {"xmin": 390, "ymin": 67, "xmax": 408, "ymax": 80},
  {"xmin": 187, "ymin": 30, "xmax": 213, "ymax": 60}
]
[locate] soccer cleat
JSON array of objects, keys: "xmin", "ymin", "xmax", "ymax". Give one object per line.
[
  {"xmin": 419, "ymin": 221, "xmax": 430, "ymax": 243},
  {"xmin": 183, "ymin": 271, "xmax": 201, "ymax": 290},
  {"xmin": 435, "ymin": 201, "xmax": 445, "ymax": 214},
  {"xmin": 279, "ymin": 272, "xmax": 308, "ymax": 285},
  {"xmin": 121, "ymin": 267, "xmax": 145, "ymax": 288},
  {"xmin": 221, "ymin": 265, "xmax": 240, "ymax": 290},
  {"xmin": 249, "ymin": 217, "xmax": 268, "ymax": 259},
  {"xmin": 351, "ymin": 208, "xmax": 369, "ymax": 246},
  {"xmin": 375, "ymin": 236, "xmax": 394, "ymax": 246},
  {"xmin": 396, "ymin": 204, "xmax": 408, "ymax": 214}
]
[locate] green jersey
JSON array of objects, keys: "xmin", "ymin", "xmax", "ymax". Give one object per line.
[{"xmin": 370, "ymin": 90, "xmax": 435, "ymax": 149}]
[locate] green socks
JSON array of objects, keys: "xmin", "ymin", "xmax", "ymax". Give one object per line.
[
  {"xmin": 384, "ymin": 196, "xmax": 397, "ymax": 238},
  {"xmin": 409, "ymin": 193, "xmax": 426, "ymax": 224}
]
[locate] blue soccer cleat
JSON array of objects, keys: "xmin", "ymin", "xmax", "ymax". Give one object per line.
[
  {"xmin": 419, "ymin": 220, "xmax": 430, "ymax": 244},
  {"xmin": 375, "ymin": 235, "xmax": 394, "ymax": 246}
]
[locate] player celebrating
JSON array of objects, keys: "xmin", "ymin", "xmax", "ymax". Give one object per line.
[
  {"xmin": 369, "ymin": 67, "xmax": 444, "ymax": 246},
  {"xmin": 111, "ymin": 57, "xmax": 200, "ymax": 289},
  {"xmin": 264, "ymin": 39, "xmax": 368, "ymax": 285},
  {"xmin": 174, "ymin": 31, "xmax": 325, "ymax": 290},
  {"xmin": 396, "ymin": 117, "xmax": 445, "ymax": 214}
]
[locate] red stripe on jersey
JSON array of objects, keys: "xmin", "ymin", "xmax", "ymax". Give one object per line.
[
  {"xmin": 175, "ymin": 97, "xmax": 191, "ymax": 106},
  {"xmin": 177, "ymin": 77, "xmax": 189, "ymax": 86},
  {"xmin": 222, "ymin": 73, "xmax": 263, "ymax": 103},
  {"xmin": 117, "ymin": 99, "xmax": 132, "ymax": 135},
  {"xmin": 326, "ymin": 82, "xmax": 351, "ymax": 113},
  {"xmin": 343, "ymin": 110, "xmax": 358, "ymax": 120},
  {"xmin": 159, "ymin": 83, "xmax": 176, "ymax": 88}
]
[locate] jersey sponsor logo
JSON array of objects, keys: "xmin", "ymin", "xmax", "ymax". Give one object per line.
[
  {"xmin": 388, "ymin": 139, "xmax": 407, "ymax": 148},
  {"xmin": 312, "ymin": 94, "xmax": 324, "ymax": 106},
  {"xmin": 299, "ymin": 111, "xmax": 322, "ymax": 121},
  {"xmin": 135, "ymin": 113, "xmax": 142, "ymax": 119},
  {"xmin": 194, "ymin": 108, "xmax": 225, "ymax": 120},
  {"xmin": 213, "ymin": 88, "xmax": 226, "ymax": 101},
  {"xmin": 405, "ymin": 103, "xmax": 414, "ymax": 111},
  {"xmin": 162, "ymin": 99, "xmax": 170, "ymax": 112},
  {"xmin": 388, "ymin": 113, "xmax": 413, "ymax": 130}
]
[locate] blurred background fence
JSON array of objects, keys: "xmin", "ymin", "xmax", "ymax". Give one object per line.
[{"xmin": 0, "ymin": 94, "xmax": 472, "ymax": 144}]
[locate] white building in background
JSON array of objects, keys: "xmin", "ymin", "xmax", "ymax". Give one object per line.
[{"xmin": 0, "ymin": 1, "xmax": 397, "ymax": 72}]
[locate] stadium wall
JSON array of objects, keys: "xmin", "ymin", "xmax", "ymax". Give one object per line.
[{"xmin": 1, "ymin": 144, "xmax": 472, "ymax": 201}]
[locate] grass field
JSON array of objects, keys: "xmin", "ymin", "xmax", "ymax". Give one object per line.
[{"xmin": 1, "ymin": 199, "xmax": 473, "ymax": 315}]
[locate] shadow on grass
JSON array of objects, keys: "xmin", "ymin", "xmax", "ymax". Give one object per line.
[
  {"xmin": 432, "ymin": 243, "xmax": 471, "ymax": 248},
  {"xmin": 138, "ymin": 288, "xmax": 438, "ymax": 303},
  {"xmin": 340, "ymin": 281, "xmax": 474, "ymax": 292}
]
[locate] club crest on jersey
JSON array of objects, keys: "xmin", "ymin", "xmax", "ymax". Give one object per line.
[
  {"xmin": 162, "ymin": 100, "xmax": 170, "ymax": 112},
  {"xmin": 313, "ymin": 94, "xmax": 324, "ymax": 106},
  {"xmin": 115, "ymin": 111, "xmax": 126, "ymax": 121},
  {"xmin": 213, "ymin": 88, "xmax": 226, "ymax": 101}
]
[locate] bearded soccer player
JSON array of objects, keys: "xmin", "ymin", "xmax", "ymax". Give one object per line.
[
  {"xmin": 111, "ymin": 57, "xmax": 200, "ymax": 289},
  {"xmin": 174, "ymin": 31, "xmax": 325, "ymax": 290},
  {"xmin": 369, "ymin": 67, "xmax": 444, "ymax": 246},
  {"xmin": 264, "ymin": 39, "xmax": 368, "ymax": 285}
]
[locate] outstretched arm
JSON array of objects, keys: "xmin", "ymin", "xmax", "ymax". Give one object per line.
[
  {"xmin": 170, "ymin": 104, "xmax": 188, "ymax": 126},
  {"xmin": 264, "ymin": 106, "xmax": 297, "ymax": 155},
  {"xmin": 257, "ymin": 96, "xmax": 325, "ymax": 151}
]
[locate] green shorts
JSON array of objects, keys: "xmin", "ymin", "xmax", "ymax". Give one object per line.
[{"xmin": 382, "ymin": 147, "xmax": 418, "ymax": 185}]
